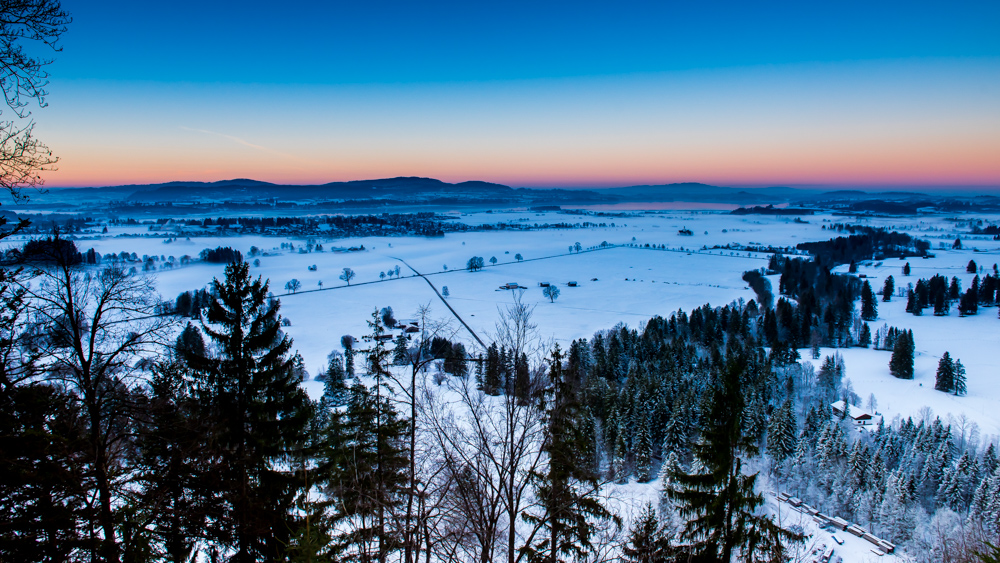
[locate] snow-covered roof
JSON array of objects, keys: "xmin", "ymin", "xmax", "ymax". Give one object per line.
[{"xmin": 830, "ymin": 400, "xmax": 876, "ymax": 421}]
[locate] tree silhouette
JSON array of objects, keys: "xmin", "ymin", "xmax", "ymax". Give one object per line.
[
  {"xmin": 543, "ymin": 285, "xmax": 560, "ymax": 303},
  {"xmin": 339, "ymin": 267, "xmax": 356, "ymax": 285}
]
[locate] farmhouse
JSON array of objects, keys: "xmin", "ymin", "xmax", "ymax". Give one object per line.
[{"xmin": 830, "ymin": 400, "xmax": 881, "ymax": 427}]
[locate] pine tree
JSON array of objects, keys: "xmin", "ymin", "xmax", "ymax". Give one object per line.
[
  {"xmin": 903, "ymin": 262, "xmax": 911, "ymax": 276},
  {"xmin": 859, "ymin": 322, "xmax": 871, "ymax": 348},
  {"xmin": 622, "ymin": 503, "xmax": 670, "ymax": 563},
  {"xmin": 392, "ymin": 333, "xmax": 409, "ymax": 365},
  {"xmin": 186, "ymin": 260, "xmax": 310, "ymax": 561},
  {"xmin": 953, "ymin": 360, "xmax": 967, "ymax": 396},
  {"xmin": 934, "ymin": 352, "xmax": 955, "ymax": 392},
  {"xmin": 521, "ymin": 345, "xmax": 618, "ymax": 563},
  {"xmin": 766, "ymin": 399, "xmax": 797, "ymax": 463},
  {"xmin": 882, "ymin": 275, "xmax": 895, "ymax": 302},
  {"xmin": 667, "ymin": 352, "xmax": 802, "ymax": 561},
  {"xmin": 889, "ymin": 330, "xmax": 915, "ymax": 379},
  {"xmin": 635, "ymin": 415, "xmax": 653, "ymax": 483},
  {"xmin": 134, "ymin": 358, "xmax": 209, "ymax": 563},
  {"xmin": 861, "ymin": 280, "xmax": 878, "ymax": 321},
  {"xmin": 323, "ymin": 312, "xmax": 409, "ymax": 563},
  {"xmin": 320, "ymin": 351, "xmax": 349, "ymax": 410}
]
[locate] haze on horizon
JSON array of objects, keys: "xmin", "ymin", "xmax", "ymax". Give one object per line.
[{"xmin": 36, "ymin": 0, "xmax": 1000, "ymax": 191}]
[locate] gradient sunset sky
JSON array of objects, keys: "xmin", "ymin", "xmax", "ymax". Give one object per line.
[{"xmin": 34, "ymin": 0, "xmax": 1000, "ymax": 189}]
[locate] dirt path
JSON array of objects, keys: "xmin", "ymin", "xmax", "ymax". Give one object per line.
[{"xmin": 390, "ymin": 256, "xmax": 488, "ymax": 350}]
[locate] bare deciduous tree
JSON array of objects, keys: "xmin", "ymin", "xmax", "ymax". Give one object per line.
[
  {"xmin": 423, "ymin": 373, "xmax": 546, "ymax": 563},
  {"xmin": 22, "ymin": 258, "xmax": 174, "ymax": 563}
]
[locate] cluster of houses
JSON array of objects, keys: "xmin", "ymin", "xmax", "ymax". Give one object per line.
[
  {"xmin": 777, "ymin": 492, "xmax": 896, "ymax": 557},
  {"xmin": 374, "ymin": 318, "xmax": 421, "ymax": 342}
]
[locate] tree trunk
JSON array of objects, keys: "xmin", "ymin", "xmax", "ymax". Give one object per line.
[{"xmin": 91, "ymin": 402, "xmax": 120, "ymax": 563}]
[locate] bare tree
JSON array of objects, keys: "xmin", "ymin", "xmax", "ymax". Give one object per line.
[
  {"xmin": 22, "ymin": 258, "xmax": 174, "ymax": 563},
  {"xmin": 382, "ymin": 303, "xmax": 459, "ymax": 563},
  {"xmin": 0, "ymin": 0, "xmax": 70, "ymax": 199},
  {"xmin": 493, "ymin": 289, "xmax": 548, "ymax": 365},
  {"xmin": 340, "ymin": 267, "xmax": 356, "ymax": 285},
  {"xmin": 422, "ymin": 372, "xmax": 546, "ymax": 563}
]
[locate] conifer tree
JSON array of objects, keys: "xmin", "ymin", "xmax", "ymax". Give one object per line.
[
  {"xmin": 889, "ymin": 330, "xmax": 915, "ymax": 379},
  {"xmin": 521, "ymin": 345, "xmax": 618, "ymax": 563},
  {"xmin": 622, "ymin": 503, "xmax": 670, "ymax": 563},
  {"xmin": 186, "ymin": 260, "xmax": 310, "ymax": 561},
  {"xmin": 859, "ymin": 322, "xmax": 871, "ymax": 348},
  {"xmin": 320, "ymin": 351, "xmax": 349, "ymax": 410},
  {"xmin": 766, "ymin": 399, "xmax": 797, "ymax": 463},
  {"xmin": 861, "ymin": 280, "xmax": 878, "ymax": 321},
  {"xmin": 903, "ymin": 262, "xmax": 911, "ymax": 276},
  {"xmin": 342, "ymin": 335, "xmax": 356, "ymax": 377},
  {"xmin": 953, "ymin": 360, "xmax": 967, "ymax": 396},
  {"xmin": 134, "ymin": 358, "xmax": 210, "ymax": 563},
  {"xmin": 323, "ymin": 312, "xmax": 409, "ymax": 563},
  {"xmin": 666, "ymin": 352, "xmax": 802, "ymax": 561},
  {"xmin": 934, "ymin": 352, "xmax": 954, "ymax": 392},
  {"xmin": 882, "ymin": 275, "xmax": 894, "ymax": 302},
  {"xmin": 392, "ymin": 333, "xmax": 409, "ymax": 365},
  {"xmin": 635, "ymin": 415, "xmax": 653, "ymax": 483}
]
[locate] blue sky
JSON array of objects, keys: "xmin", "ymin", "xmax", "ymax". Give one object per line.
[{"xmin": 38, "ymin": 0, "xmax": 1000, "ymax": 187}]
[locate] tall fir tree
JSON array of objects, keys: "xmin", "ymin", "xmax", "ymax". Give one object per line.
[
  {"xmin": 186, "ymin": 260, "xmax": 310, "ymax": 562},
  {"xmin": 882, "ymin": 275, "xmax": 895, "ymax": 302},
  {"xmin": 521, "ymin": 345, "xmax": 618, "ymax": 563},
  {"xmin": 934, "ymin": 352, "xmax": 955, "ymax": 392},
  {"xmin": 322, "ymin": 311, "xmax": 409, "ymax": 563},
  {"xmin": 889, "ymin": 330, "xmax": 915, "ymax": 379},
  {"xmin": 133, "ymin": 358, "xmax": 212, "ymax": 563},
  {"xmin": 953, "ymin": 360, "xmax": 967, "ymax": 396},
  {"xmin": 667, "ymin": 351, "xmax": 802, "ymax": 561},
  {"xmin": 861, "ymin": 280, "xmax": 878, "ymax": 321},
  {"xmin": 634, "ymin": 413, "xmax": 653, "ymax": 483},
  {"xmin": 766, "ymin": 399, "xmax": 797, "ymax": 463},
  {"xmin": 622, "ymin": 503, "xmax": 670, "ymax": 563}
]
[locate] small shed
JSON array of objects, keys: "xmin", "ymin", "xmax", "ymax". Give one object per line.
[{"xmin": 567, "ymin": 281, "xmax": 578, "ymax": 287}]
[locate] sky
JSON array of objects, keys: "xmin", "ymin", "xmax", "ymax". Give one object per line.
[{"xmin": 26, "ymin": 0, "xmax": 1000, "ymax": 189}]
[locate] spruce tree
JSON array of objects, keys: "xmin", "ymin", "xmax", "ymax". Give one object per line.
[
  {"xmin": 889, "ymin": 330, "xmax": 914, "ymax": 379},
  {"xmin": 766, "ymin": 399, "xmax": 797, "ymax": 463},
  {"xmin": 859, "ymin": 322, "xmax": 871, "ymax": 348},
  {"xmin": 861, "ymin": 280, "xmax": 878, "ymax": 321},
  {"xmin": 934, "ymin": 352, "xmax": 954, "ymax": 392},
  {"xmin": 622, "ymin": 503, "xmax": 670, "ymax": 563},
  {"xmin": 186, "ymin": 260, "xmax": 310, "ymax": 561},
  {"xmin": 667, "ymin": 352, "xmax": 802, "ymax": 561},
  {"xmin": 323, "ymin": 311, "xmax": 409, "ymax": 563},
  {"xmin": 320, "ymin": 351, "xmax": 349, "ymax": 411},
  {"xmin": 392, "ymin": 333, "xmax": 409, "ymax": 365},
  {"xmin": 903, "ymin": 262, "xmax": 911, "ymax": 276},
  {"xmin": 635, "ymin": 415, "xmax": 653, "ymax": 483},
  {"xmin": 134, "ymin": 357, "xmax": 213, "ymax": 563},
  {"xmin": 882, "ymin": 275, "xmax": 894, "ymax": 302},
  {"xmin": 953, "ymin": 360, "xmax": 967, "ymax": 396},
  {"xmin": 521, "ymin": 345, "xmax": 618, "ymax": 563}
]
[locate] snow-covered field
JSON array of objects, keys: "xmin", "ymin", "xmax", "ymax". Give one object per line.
[
  {"xmin": 24, "ymin": 209, "xmax": 1000, "ymax": 438},
  {"xmin": 15, "ymin": 208, "xmax": 1000, "ymax": 561}
]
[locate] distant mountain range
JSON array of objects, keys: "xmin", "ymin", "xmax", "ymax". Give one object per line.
[{"xmin": 25, "ymin": 177, "xmax": 1000, "ymax": 213}]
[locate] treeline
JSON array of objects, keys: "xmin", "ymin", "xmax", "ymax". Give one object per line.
[
  {"xmin": 199, "ymin": 246, "xmax": 242, "ymax": 263},
  {"xmin": 902, "ymin": 268, "xmax": 999, "ymax": 317},
  {"xmin": 796, "ymin": 227, "xmax": 930, "ymax": 266}
]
